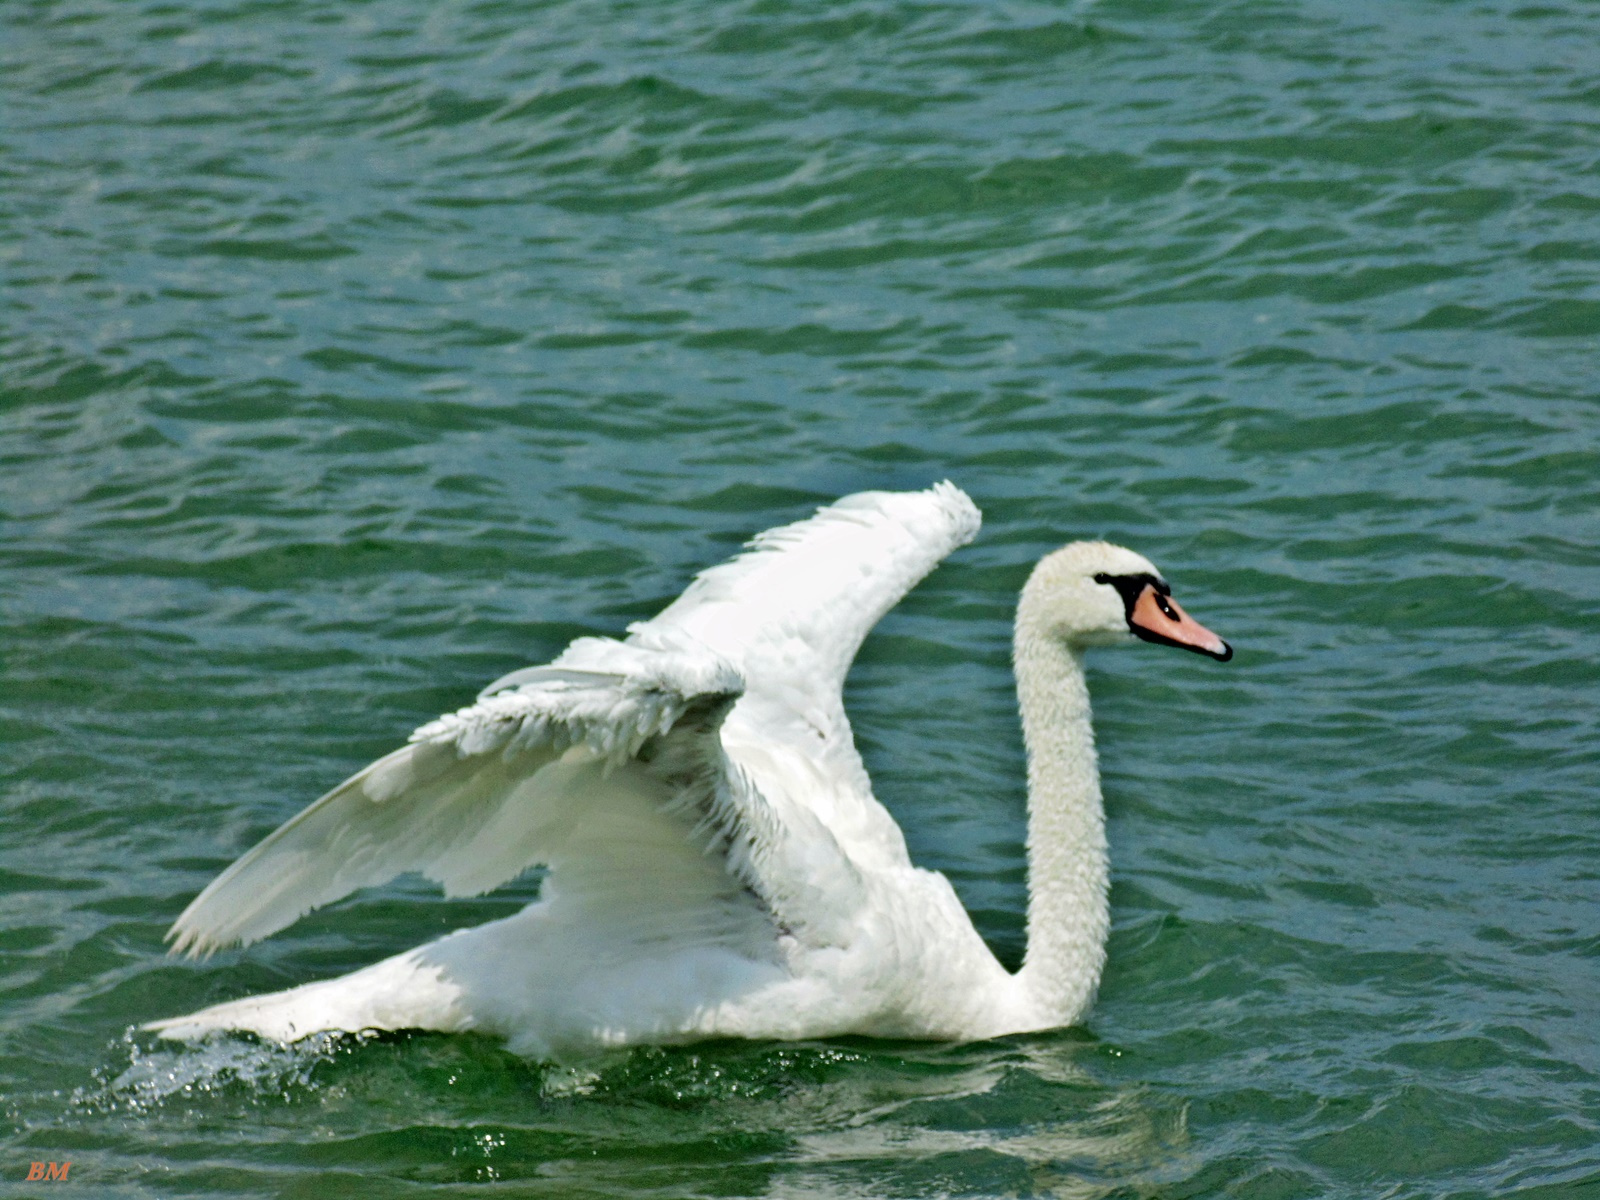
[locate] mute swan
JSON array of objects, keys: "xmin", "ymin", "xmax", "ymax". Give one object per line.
[{"xmin": 148, "ymin": 484, "xmax": 1231, "ymax": 1057}]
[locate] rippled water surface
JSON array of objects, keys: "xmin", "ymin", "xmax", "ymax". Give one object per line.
[{"xmin": 4, "ymin": 0, "xmax": 1599, "ymax": 1195}]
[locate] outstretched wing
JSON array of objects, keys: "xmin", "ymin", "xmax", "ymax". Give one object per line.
[
  {"xmin": 168, "ymin": 484, "xmax": 981, "ymax": 959},
  {"xmin": 634, "ymin": 481, "xmax": 981, "ymax": 696},
  {"xmin": 625, "ymin": 483, "xmax": 983, "ymax": 870},
  {"xmin": 166, "ymin": 640, "xmax": 856, "ymax": 958}
]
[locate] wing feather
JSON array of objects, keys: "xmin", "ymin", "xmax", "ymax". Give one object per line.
[
  {"xmin": 166, "ymin": 649, "xmax": 750, "ymax": 958},
  {"xmin": 634, "ymin": 481, "xmax": 980, "ymax": 691}
]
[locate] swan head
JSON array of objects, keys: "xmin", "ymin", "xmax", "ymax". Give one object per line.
[{"xmin": 1020, "ymin": 542, "xmax": 1232, "ymax": 661}]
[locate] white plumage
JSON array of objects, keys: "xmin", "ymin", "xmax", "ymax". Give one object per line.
[{"xmin": 149, "ymin": 483, "xmax": 1230, "ymax": 1058}]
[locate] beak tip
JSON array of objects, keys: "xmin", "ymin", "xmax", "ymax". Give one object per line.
[{"xmin": 1213, "ymin": 641, "xmax": 1233, "ymax": 662}]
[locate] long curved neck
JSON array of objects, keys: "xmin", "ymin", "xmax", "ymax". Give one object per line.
[{"xmin": 1011, "ymin": 593, "xmax": 1109, "ymax": 1026}]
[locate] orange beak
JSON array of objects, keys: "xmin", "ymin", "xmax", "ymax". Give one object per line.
[{"xmin": 1128, "ymin": 584, "xmax": 1232, "ymax": 661}]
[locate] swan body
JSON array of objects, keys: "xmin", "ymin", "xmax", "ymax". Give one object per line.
[{"xmin": 148, "ymin": 484, "xmax": 1230, "ymax": 1057}]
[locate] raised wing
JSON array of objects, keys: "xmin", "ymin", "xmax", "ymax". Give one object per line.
[
  {"xmin": 633, "ymin": 482, "xmax": 981, "ymax": 694},
  {"xmin": 165, "ymin": 640, "xmax": 859, "ymax": 958},
  {"xmin": 168, "ymin": 485, "xmax": 979, "ymax": 960},
  {"xmin": 623, "ymin": 483, "xmax": 983, "ymax": 870}
]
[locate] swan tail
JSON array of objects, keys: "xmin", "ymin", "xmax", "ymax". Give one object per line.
[{"xmin": 143, "ymin": 949, "xmax": 472, "ymax": 1043}]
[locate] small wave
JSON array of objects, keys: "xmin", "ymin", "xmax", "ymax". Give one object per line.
[{"xmin": 75, "ymin": 1028, "xmax": 367, "ymax": 1115}]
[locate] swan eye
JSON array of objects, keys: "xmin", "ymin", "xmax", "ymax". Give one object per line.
[{"xmin": 1155, "ymin": 594, "xmax": 1177, "ymax": 620}]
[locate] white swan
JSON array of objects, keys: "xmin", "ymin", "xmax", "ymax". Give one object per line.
[{"xmin": 148, "ymin": 484, "xmax": 1230, "ymax": 1057}]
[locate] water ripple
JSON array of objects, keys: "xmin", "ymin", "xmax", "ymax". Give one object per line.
[{"xmin": 4, "ymin": 0, "xmax": 1599, "ymax": 1195}]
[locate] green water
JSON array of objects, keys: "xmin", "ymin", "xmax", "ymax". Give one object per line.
[{"xmin": 3, "ymin": 0, "xmax": 1598, "ymax": 1195}]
